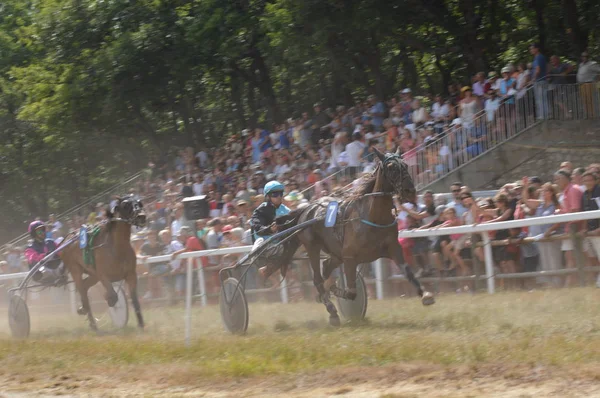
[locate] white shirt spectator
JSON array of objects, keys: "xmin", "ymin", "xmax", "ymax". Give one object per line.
[
  {"xmin": 345, "ymin": 141, "xmax": 365, "ymax": 167},
  {"xmin": 330, "ymin": 132, "xmax": 346, "ymax": 169},
  {"xmin": 431, "ymin": 102, "xmax": 449, "ymax": 121},
  {"xmin": 169, "ymin": 239, "xmax": 185, "ymax": 272},
  {"xmin": 485, "ymin": 97, "xmax": 501, "ymax": 122},
  {"xmin": 336, "ymin": 151, "xmax": 349, "ymax": 167},
  {"xmin": 577, "ymin": 61, "xmax": 600, "ymax": 83},
  {"xmin": 439, "ymin": 142, "xmax": 453, "ymax": 170},
  {"xmin": 205, "ymin": 229, "xmax": 221, "ymax": 265},
  {"xmin": 171, "ymin": 218, "xmax": 184, "ymax": 237},
  {"xmin": 195, "ymin": 151, "xmax": 209, "ymax": 168},
  {"xmin": 192, "ymin": 182, "xmax": 204, "ymax": 196}
]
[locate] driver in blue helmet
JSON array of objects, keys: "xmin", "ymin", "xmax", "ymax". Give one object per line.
[{"xmin": 250, "ymin": 180, "xmax": 291, "ymax": 250}]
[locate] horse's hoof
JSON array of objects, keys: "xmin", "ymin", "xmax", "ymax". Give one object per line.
[
  {"xmin": 315, "ymin": 294, "xmax": 322, "ymax": 304},
  {"xmin": 329, "ymin": 315, "xmax": 341, "ymax": 327},
  {"xmin": 345, "ymin": 291, "xmax": 357, "ymax": 301},
  {"xmin": 422, "ymin": 292, "xmax": 435, "ymax": 306},
  {"xmin": 106, "ymin": 294, "xmax": 118, "ymax": 307},
  {"xmin": 77, "ymin": 306, "xmax": 88, "ymax": 316}
]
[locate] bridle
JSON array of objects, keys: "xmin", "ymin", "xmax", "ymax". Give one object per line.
[
  {"xmin": 111, "ymin": 199, "xmax": 146, "ymax": 227},
  {"xmin": 361, "ymin": 152, "xmax": 412, "ymax": 203}
]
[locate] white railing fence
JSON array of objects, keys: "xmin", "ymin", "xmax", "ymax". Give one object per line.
[{"xmin": 2, "ymin": 209, "xmax": 599, "ymax": 344}]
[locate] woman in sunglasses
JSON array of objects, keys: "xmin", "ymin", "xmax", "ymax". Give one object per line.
[{"xmin": 250, "ymin": 180, "xmax": 291, "ymax": 250}]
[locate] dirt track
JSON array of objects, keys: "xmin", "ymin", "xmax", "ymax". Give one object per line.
[{"xmin": 2, "ymin": 364, "xmax": 600, "ymax": 397}]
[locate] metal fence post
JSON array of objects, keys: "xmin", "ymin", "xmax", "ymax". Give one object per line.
[
  {"xmin": 572, "ymin": 227, "xmax": 586, "ymax": 287},
  {"xmin": 481, "ymin": 232, "xmax": 495, "ymax": 294},
  {"xmin": 184, "ymin": 261, "xmax": 193, "ymax": 347},
  {"xmin": 374, "ymin": 259, "xmax": 384, "ymax": 300},
  {"xmin": 197, "ymin": 263, "xmax": 208, "ymax": 307},
  {"xmin": 69, "ymin": 275, "xmax": 78, "ymax": 315},
  {"xmin": 280, "ymin": 275, "xmax": 289, "ymax": 303}
]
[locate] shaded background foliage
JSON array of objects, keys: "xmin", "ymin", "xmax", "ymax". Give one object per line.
[{"xmin": 1, "ymin": 0, "xmax": 599, "ymax": 240}]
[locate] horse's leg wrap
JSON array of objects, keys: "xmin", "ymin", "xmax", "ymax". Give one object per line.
[
  {"xmin": 404, "ymin": 264, "xmax": 424, "ymax": 297},
  {"xmin": 404, "ymin": 264, "xmax": 435, "ymax": 306},
  {"xmin": 330, "ymin": 285, "xmax": 357, "ymax": 301},
  {"xmin": 323, "ymin": 274, "xmax": 337, "ymax": 292},
  {"xmin": 315, "ymin": 283, "xmax": 329, "ymax": 303}
]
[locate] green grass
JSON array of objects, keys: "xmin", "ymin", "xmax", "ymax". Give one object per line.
[{"xmin": 1, "ymin": 288, "xmax": 600, "ymax": 380}]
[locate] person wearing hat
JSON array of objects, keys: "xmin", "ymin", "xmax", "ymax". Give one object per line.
[
  {"xmin": 250, "ymin": 180, "xmax": 291, "ymax": 250},
  {"xmin": 24, "ymin": 220, "xmax": 65, "ymax": 285},
  {"xmin": 484, "ymin": 71, "xmax": 499, "ymax": 94},
  {"xmin": 499, "ymin": 66, "xmax": 516, "ymax": 104},
  {"xmin": 284, "ymin": 191, "xmax": 304, "ymax": 210}
]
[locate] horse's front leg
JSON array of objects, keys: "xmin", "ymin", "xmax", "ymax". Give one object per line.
[
  {"xmin": 125, "ymin": 271, "xmax": 144, "ymax": 329},
  {"xmin": 71, "ymin": 268, "xmax": 99, "ymax": 331},
  {"xmin": 98, "ymin": 272, "xmax": 119, "ymax": 308},
  {"xmin": 308, "ymin": 247, "xmax": 340, "ymax": 326},
  {"xmin": 388, "ymin": 243, "xmax": 435, "ymax": 306}
]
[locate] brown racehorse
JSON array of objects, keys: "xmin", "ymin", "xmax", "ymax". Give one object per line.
[
  {"xmin": 261, "ymin": 147, "xmax": 434, "ymax": 326},
  {"xmin": 59, "ymin": 196, "xmax": 146, "ymax": 331}
]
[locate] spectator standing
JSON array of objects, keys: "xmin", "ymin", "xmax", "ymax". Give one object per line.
[
  {"xmin": 578, "ymin": 172, "xmax": 600, "ymax": 286},
  {"xmin": 139, "ymin": 230, "xmax": 167, "ymax": 300},
  {"xmin": 345, "ymin": 132, "xmax": 366, "ymax": 179},
  {"xmin": 522, "ymin": 179, "xmax": 562, "ymax": 287},
  {"xmin": 530, "ymin": 43, "xmax": 548, "ymax": 119},
  {"xmin": 544, "ymin": 170, "xmax": 583, "ymax": 287},
  {"xmin": 548, "ymin": 55, "xmax": 573, "ymax": 84},
  {"xmin": 205, "ymin": 218, "xmax": 224, "ymax": 268}
]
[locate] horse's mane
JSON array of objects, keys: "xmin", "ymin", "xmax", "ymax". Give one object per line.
[{"xmin": 342, "ymin": 163, "xmax": 380, "ymax": 201}]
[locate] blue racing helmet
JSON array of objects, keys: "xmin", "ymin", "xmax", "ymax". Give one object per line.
[{"xmin": 264, "ymin": 180, "xmax": 285, "ymax": 195}]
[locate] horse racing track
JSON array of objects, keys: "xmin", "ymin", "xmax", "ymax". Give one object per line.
[{"xmin": 1, "ymin": 288, "xmax": 600, "ymax": 397}]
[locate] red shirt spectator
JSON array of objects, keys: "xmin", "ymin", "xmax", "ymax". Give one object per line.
[{"xmin": 185, "ymin": 234, "xmax": 208, "ymax": 268}]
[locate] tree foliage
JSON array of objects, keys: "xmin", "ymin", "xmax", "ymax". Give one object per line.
[{"xmin": 0, "ymin": 0, "xmax": 598, "ymax": 239}]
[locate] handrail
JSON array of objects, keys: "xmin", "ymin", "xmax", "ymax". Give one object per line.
[
  {"xmin": 2, "ymin": 170, "xmax": 145, "ymax": 248},
  {"xmin": 398, "ymin": 209, "xmax": 600, "ymax": 238}
]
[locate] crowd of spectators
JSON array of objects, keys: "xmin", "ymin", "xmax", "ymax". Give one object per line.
[
  {"xmin": 398, "ymin": 161, "xmax": 600, "ymax": 291},
  {"xmin": 1, "ymin": 46, "xmax": 600, "ymax": 298}
]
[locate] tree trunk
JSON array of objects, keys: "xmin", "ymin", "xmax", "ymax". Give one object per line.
[
  {"xmin": 247, "ymin": 81, "xmax": 258, "ymax": 129},
  {"xmin": 250, "ymin": 48, "xmax": 281, "ymax": 124},
  {"xmin": 530, "ymin": 0, "xmax": 547, "ymax": 53},
  {"xmin": 459, "ymin": 0, "xmax": 486, "ymax": 75},
  {"xmin": 435, "ymin": 54, "xmax": 452, "ymax": 96},
  {"xmin": 562, "ymin": 0, "xmax": 588, "ymax": 57},
  {"xmin": 229, "ymin": 64, "xmax": 248, "ymax": 129}
]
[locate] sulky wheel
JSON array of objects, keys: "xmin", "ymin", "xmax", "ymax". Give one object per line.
[
  {"xmin": 336, "ymin": 271, "xmax": 368, "ymax": 321},
  {"xmin": 220, "ymin": 278, "xmax": 249, "ymax": 334},
  {"xmin": 9, "ymin": 294, "xmax": 30, "ymax": 339},
  {"xmin": 108, "ymin": 283, "xmax": 129, "ymax": 329}
]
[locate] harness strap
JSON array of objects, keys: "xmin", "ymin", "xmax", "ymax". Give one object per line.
[
  {"xmin": 83, "ymin": 226, "xmax": 102, "ymax": 268},
  {"xmin": 360, "ymin": 219, "xmax": 398, "ymax": 228}
]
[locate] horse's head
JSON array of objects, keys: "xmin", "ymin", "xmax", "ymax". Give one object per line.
[
  {"xmin": 111, "ymin": 196, "xmax": 147, "ymax": 227},
  {"xmin": 372, "ymin": 147, "xmax": 416, "ymax": 201}
]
